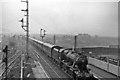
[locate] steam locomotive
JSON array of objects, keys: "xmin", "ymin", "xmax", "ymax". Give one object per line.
[{"xmin": 30, "ymin": 38, "xmax": 98, "ymax": 80}]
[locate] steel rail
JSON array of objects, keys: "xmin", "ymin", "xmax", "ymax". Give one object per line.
[{"xmin": 0, "ymin": 51, "xmax": 22, "ymax": 79}]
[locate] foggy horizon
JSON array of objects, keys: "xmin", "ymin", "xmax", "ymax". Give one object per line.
[{"xmin": 0, "ymin": 0, "xmax": 119, "ymax": 37}]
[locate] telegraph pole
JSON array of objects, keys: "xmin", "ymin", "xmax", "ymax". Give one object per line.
[
  {"xmin": 53, "ymin": 35, "xmax": 56, "ymax": 44},
  {"xmin": 118, "ymin": 2, "xmax": 120, "ymax": 77},
  {"xmin": 117, "ymin": 45, "xmax": 119, "ymax": 77},
  {"xmin": 74, "ymin": 35, "xmax": 77, "ymax": 52}
]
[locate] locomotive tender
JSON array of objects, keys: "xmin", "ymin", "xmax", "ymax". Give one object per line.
[{"xmin": 30, "ymin": 38, "xmax": 98, "ymax": 80}]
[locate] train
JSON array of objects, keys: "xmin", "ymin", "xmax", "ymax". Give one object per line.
[{"xmin": 30, "ymin": 38, "xmax": 98, "ymax": 80}]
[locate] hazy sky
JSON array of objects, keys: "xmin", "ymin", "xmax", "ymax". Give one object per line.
[{"xmin": 0, "ymin": 0, "xmax": 119, "ymax": 37}]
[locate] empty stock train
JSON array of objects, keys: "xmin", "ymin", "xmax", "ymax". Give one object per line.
[{"xmin": 30, "ymin": 38, "xmax": 98, "ymax": 80}]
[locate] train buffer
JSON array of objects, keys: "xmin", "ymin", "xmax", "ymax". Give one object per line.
[{"xmin": 32, "ymin": 61, "xmax": 49, "ymax": 78}]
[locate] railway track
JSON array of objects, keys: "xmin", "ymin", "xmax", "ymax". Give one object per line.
[
  {"xmin": 0, "ymin": 49, "xmax": 20, "ymax": 70},
  {"xmin": 29, "ymin": 38, "xmax": 104, "ymax": 80},
  {"xmin": 29, "ymin": 45, "xmax": 71, "ymax": 79},
  {"xmin": 32, "ymin": 50, "xmax": 60, "ymax": 78},
  {"xmin": 0, "ymin": 51, "xmax": 22, "ymax": 79}
]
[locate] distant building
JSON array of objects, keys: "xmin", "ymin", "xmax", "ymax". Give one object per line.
[{"xmin": 78, "ymin": 33, "xmax": 91, "ymax": 37}]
